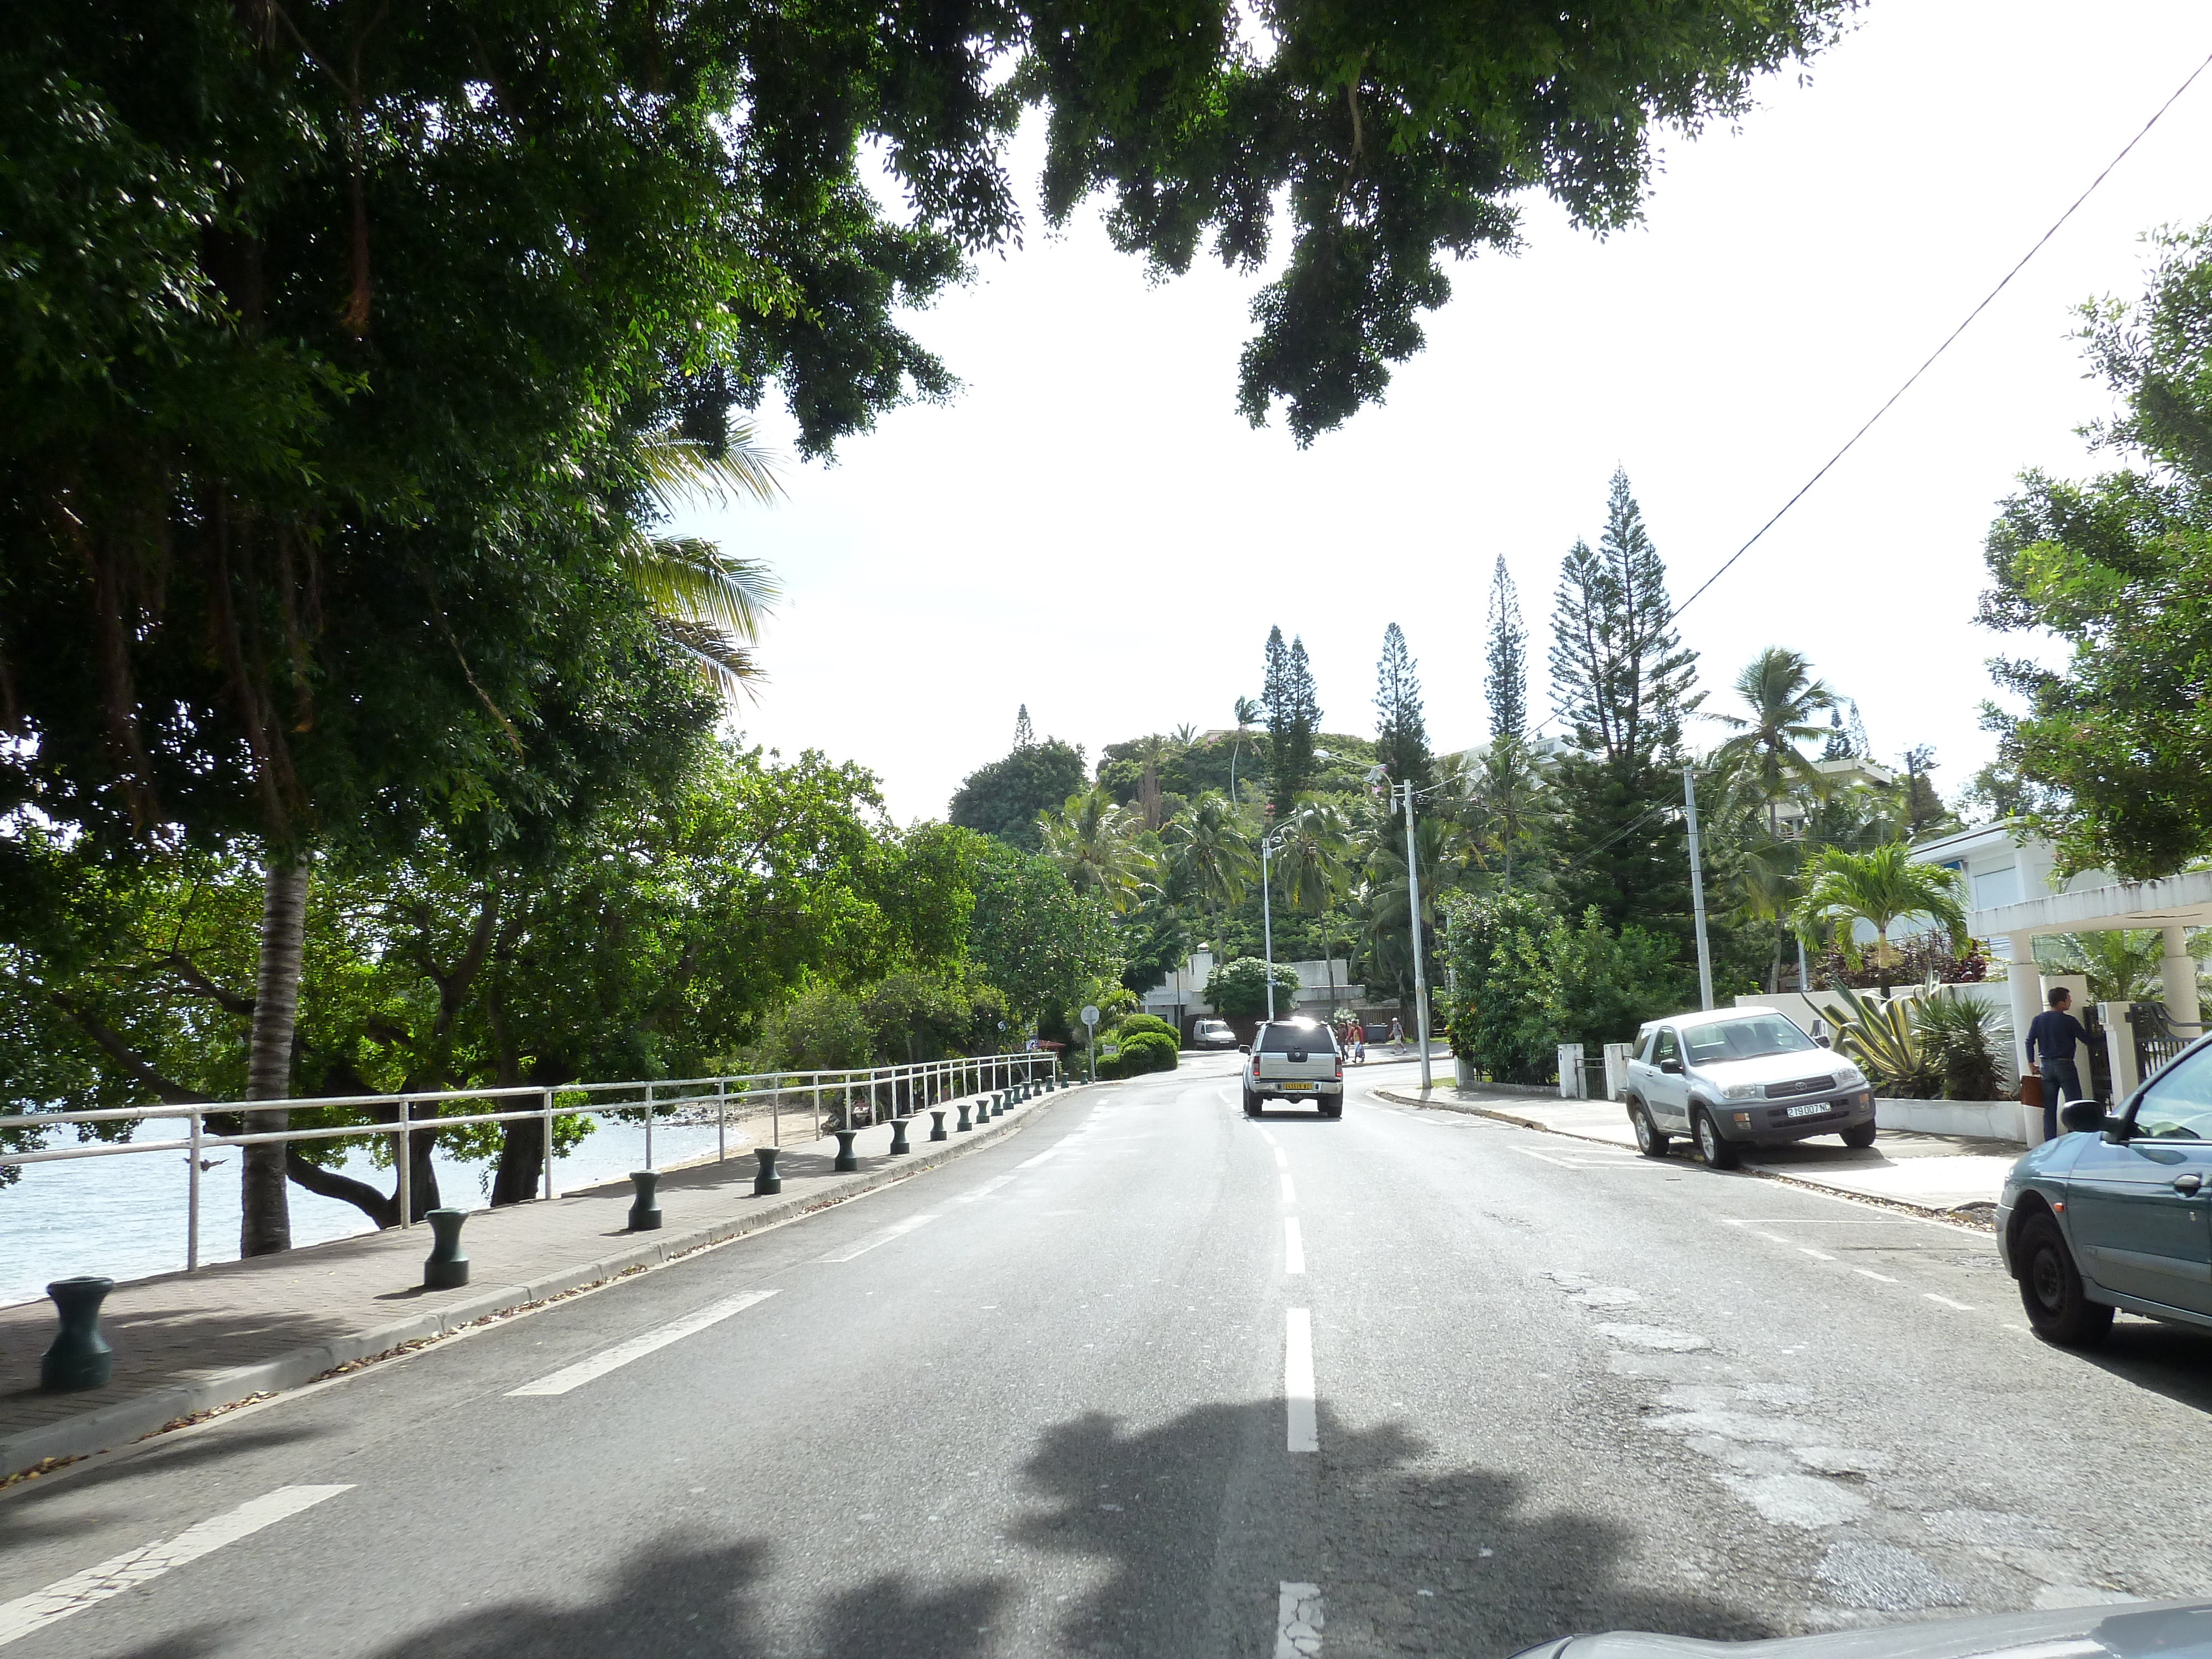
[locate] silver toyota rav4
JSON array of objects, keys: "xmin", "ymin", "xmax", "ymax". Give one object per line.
[{"xmin": 1621, "ymin": 1006, "xmax": 1877, "ymax": 1167}]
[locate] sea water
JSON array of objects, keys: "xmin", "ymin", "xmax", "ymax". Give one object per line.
[{"xmin": 0, "ymin": 1112, "xmax": 796, "ymax": 1308}]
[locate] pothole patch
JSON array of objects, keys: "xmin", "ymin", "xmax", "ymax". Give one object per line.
[{"xmin": 1817, "ymin": 1541, "xmax": 1965, "ymax": 1610}]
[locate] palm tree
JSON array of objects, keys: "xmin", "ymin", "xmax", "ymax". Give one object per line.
[
  {"xmin": 1796, "ymin": 842, "xmax": 1968, "ymax": 996},
  {"xmin": 1274, "ymin": 797, "xmax": 1357, "ymax": 1009},
  {"xmin": 1039, "ymin": 787, "xmax": 1154, "ymax": 912},
  {"xmin": 1228, "ymin": 696, "xmax": 1261, "ymax": 806},
  {"xmin": 622, "ymin": 424, "xmax": 782, "ymax": 696},
  {"xmin": 2033, "ymin": 930, "xmax": 2166, "ymax": 1003},
  {"xmin": 1165, "ymin": 791, "xmax": 1257, "ymax": 967},
  {"xmin": 1714, "ymin": 647, "xmax": 1833, "ymax": 836}
]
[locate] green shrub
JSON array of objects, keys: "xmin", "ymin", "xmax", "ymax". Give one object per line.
[
  {"xmin": 1115, "ymin": 1031, "xmax": 1179, "ymax": 1074},
  {"xmin": 1117, "ymin": 1013, "xmax": 1178, "ymax": 1041},
  {"xmin": 1203, "ymin": 954, "xmax": 1300, "ymax": 1018}
]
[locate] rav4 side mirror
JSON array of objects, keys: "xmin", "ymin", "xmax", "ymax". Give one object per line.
[{"xmin": 1659, "ymin": 1058, "xmax": 1683, "ymax": 1075}]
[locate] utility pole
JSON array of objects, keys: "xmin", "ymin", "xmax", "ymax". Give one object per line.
[
  {"xmin": 1682, "ymin": 762, "xmax": 1715, "ymax": 1011},
  {"xmin": 1261, "ymin": 828, "xmax": 1279, "ymax": 1021},
  {"xmin": 1401, "ymin": 779, "xmax": 1432, "ymax": 1094}
]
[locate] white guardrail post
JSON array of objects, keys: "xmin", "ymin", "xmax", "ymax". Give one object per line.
[
  {"xmin": 187, "ymin": 1107, "xmax": 202, "ymax": 1271},
  {"xmin": 396, "ymin": 1095, "xmax": 412, "ymax": 1228},
  {"xmin": 541, "ymin": 1088, "xmax": 556, "ymax": 1200}
]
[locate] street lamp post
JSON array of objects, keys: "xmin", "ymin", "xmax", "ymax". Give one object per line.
[
  {"xmin": 1399, "ymin": 779, "xmax": 1432, "ymax": 1094},
  {"xmin": 1260, "ymin": 825, "xmax": 1288, "ymax": 1021}
]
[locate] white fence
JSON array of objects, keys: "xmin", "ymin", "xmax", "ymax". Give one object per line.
[{"xmin": 1, "ymin": 1051, "xmax": 1057, "ymax": 1272}]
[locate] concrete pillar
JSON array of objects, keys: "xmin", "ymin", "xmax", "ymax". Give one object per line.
[
  {"xmin": 2007, "ymin": 933, "xmax": 2042, "ymax": 1079},
  {"xmin": 2162, "ymin": 926, "xmax": 2201, "ymax": 1030},
  {"xmin": 1557, "ymin": 1044, "xmax": 1584, "ymax": 1099},
  {"xmin": 2100, "ymin": 1001, "xmax": 2141, "ymax": 1104}
]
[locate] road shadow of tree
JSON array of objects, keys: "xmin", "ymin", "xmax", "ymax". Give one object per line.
[{"xmin": 1013, "ymin": 1399, "xmax": 1777, "ymax": 1659}]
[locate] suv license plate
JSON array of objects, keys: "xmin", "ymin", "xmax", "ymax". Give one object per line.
[
  {"xmin": 1279, "ymin": 1082, "xmax": 1318, "ymax": 1093},
  {"xmin": 1785, "ymin": 1102, "xmax": 1828, "ymax": 1118}
]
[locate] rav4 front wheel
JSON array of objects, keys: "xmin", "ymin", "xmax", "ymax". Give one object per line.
[{"xmin": 1693, "ymin": 1108, "xmax": 1740, "ymax": 1171}]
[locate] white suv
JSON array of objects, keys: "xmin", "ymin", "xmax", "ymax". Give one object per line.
[{"xmin": 1623, "ymin": 1007, "xmax": 1876, "ymax": 1167}]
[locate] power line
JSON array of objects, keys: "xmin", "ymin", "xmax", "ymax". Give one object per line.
[{"xmin": 1669, "ymin": 44, "xmax": 2212, "ymax": 623}]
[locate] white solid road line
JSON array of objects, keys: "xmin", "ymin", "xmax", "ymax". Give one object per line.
[
  {"xmin": 818, "ymin": 1213, "xmax": 946, "ymax": 1258},
  {"xmin": 1275, "ymin": 1580, "xmax": 1325, "ymax": 1657},
  {"xmin": 0, "ymin": 1484, "xmax": 353, "ymax": 1649},
  {"xmin": 1285, "ymin": 1218, "xmax": 1307, "ymax": 1276},
  {"xmin": 507, "ymin": 1289, "xmax": 780, "ymax": 1396},
  {"xmin": 1280, "ymin": 1173, "xmax": 1297, "ymax": 1203},
  {"xmin": 1285, "ymin": 1308, "xmax": 1318, "ymax": 1453}
]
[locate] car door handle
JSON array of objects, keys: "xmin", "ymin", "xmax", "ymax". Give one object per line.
[{"xmin": 2173, "ymin": 1173, "xmax": 2204, "ymax": 1195}]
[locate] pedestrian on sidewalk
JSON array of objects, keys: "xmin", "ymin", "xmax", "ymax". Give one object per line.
[
  {"xmin": 2027, "ymin": 985, "xmax": 2090, "ymax": 1141},
  {"xmin": 1387, "ymin": 1016, "xmax": 1404, "ymax": 1049}
]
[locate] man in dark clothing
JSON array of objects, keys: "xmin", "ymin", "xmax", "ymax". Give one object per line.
[{"xmin": 2027, "ymin": 986, "xmax": 2090, "ymax": 1141}]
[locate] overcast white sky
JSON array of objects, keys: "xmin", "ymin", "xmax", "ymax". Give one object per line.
[{"xmin": 671, "ymin": 1, "xmax": 2212, "ymax": 825}]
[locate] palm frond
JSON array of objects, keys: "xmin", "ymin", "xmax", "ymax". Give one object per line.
[
  {"xmin": 638, "ymin": 424, "xmax": 782, "ymax": 507},
  {"xmin": 621, "ymin": 536, "xmax": 779, "ymax": 643}
]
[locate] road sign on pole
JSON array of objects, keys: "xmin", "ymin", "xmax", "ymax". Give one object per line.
[{"xmin": 1082, "ymin": 1005, "xmax": 1099, "ymax": 1081}]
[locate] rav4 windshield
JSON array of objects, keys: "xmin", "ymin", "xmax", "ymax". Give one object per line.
[{"xmin": 1682, "ymin": 1016, "xmax": 1815, "ymax": 1066}]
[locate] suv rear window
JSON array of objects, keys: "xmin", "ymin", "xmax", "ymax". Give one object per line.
[{"xmin": 1260, "ymin": 1023, "xmax": 1337, "ymax": 1054}]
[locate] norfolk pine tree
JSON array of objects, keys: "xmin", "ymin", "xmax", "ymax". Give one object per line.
[{"xmin": 1547, "ymin": 472, "xmax": 1703, "ymax": 937}]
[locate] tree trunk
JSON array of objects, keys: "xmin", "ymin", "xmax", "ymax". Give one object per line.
[{"xmin": 241, "ymin": 860, "xmax": 308, "ymax": 1256}]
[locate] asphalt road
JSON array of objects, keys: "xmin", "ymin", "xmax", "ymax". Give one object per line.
[{"xmin": 7, "ymin": 1057, "xmax": 2212, "ymax": 1659}]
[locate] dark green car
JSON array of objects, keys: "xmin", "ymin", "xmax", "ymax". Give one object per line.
[{"xmin": 1999, "ymin": 1032, "xmax": 2212, "ymax": 1345}]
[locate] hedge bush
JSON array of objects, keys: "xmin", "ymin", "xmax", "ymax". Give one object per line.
[
  {"xmin": 1116, "ymin": 1013, "xmax": 1178, "ymax": 1041},
  {"xmin": 1108, "ymin": 1031, "xmax": 1179, "ymax": 1076}
]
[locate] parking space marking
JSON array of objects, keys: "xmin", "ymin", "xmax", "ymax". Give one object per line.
[
  {"xmin": 509, "ymin": 1290, "xmax": 781, "ymax": 1394},
  {"xmin": 0, "ymin": 1485, "xmax": 354, "ymax": 1649}
]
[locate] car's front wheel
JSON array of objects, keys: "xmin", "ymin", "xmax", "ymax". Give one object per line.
[
  {"xmin": 1629, "ymin": 1100, "xmax": 1670, "ymax": 1159},
  {"xmin": 1693, "ymin": 1107, "xmax": 1740, "ymax": 1170},
  {"xmin": 1840, "ymin": 1119, "xmax": 1878, "ymax": 1149},
  {"xmin": 2017, "ymin": 1211, "xmax": 2114, "ymax": 1348}
]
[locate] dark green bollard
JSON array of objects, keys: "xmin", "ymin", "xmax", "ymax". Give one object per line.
[
  {"xmin": 889, "ymin": 1115, "xmax": 912, "ymax": 1155},
  {"xmin": 423, "ymin": 1208, "xmax": 471, "ymax": 1289},
  {"xmin": 753, "ymin": 1146, "xmax": 782, "ymax": 1195},
  {"xmin": 833, "ymin": 1129, "xmax": 860, "ymax": 1172},
  {"xmin": 929, "ymin": 1109, "xmax": 948, "ymax": 1141},
  {"xmin": 41, "ymin": 1276, "xmax": 114, "ymax": 1392},
  {"xmin": 956, "ymin": 1101, "xmax": 973, "ymax": 1132},
  {"xmin": 979, "ymin": 1094, "xmax": 995, "ymax": 1122},
  {"xmin": 628, "ymin": 1170, "xmax": 662, "ymax": 1231}
]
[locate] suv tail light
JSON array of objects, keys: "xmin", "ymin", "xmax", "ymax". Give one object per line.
[{"xmin": 1334, "ymin": 1054, "xmax": 1344, "ymax": 1079}]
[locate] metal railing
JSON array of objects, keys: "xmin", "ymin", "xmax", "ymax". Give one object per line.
[{"xmin": 1, "ymin": 1051, "xmax": 1058, "ymax": 1272}]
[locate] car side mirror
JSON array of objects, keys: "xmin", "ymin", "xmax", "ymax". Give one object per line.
[
  {"xmin": 1814, "ymin": 1034, "xmax": 1832, "ymax": 1048},
  {"xmin": 2059, "ymin": 1098, "xmax": 2119, "ymax": 1138},
  {"xmin": 1237, "ymin": 1045, "xmax": 1250, "ymax": 1055},
  {"xmin": 1660, "ymin": 1058, "xmax": 1683, "ymax": 1075}
]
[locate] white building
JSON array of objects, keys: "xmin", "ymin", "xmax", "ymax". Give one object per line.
[{"xmin": 1141, "ymin": 950, "xmax": 1366, "ymax": 1030}]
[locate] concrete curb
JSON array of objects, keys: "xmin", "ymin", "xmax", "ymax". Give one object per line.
[
  {"xmin": 2, "ymin": 1081, "xmax": 1094, "ymax": 1480},
  {"xmin": 1372, "ymin": 1086, "xmax": 1992, "ymax": 1223}
]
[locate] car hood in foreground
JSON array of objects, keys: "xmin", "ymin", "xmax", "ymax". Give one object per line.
[{"xmin": 1511, "ymin": 1600, "xmax": 2209, "ymax": 1659}]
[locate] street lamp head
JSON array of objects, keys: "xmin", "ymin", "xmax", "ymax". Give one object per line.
[{"xmin": 1363, "ymin": 763, "xmax": 1388, "ymax": 784}]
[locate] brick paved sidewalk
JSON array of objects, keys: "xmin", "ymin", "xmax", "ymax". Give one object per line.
[{"xmin": 1, "ymin": 1083, "xmax": 1071, "ymax": 1479}]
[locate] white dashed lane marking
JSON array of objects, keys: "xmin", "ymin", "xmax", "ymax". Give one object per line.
[
  {"xmin": 1285, "ymin": 1309, "xmax": 1317, "ymax": 1452},
  {"xmin": 1280, "ymin": 1173, "xmax": 1298, "ymax": 1203},
  {"xmin": 508, "ymin": 1290, "xmax": 780, "ymax": 1396},
  {"xmin": 1285, "ymin": 1218, "xmax": 1307, "ymax": 1276},
  {"xmin": 1925, "ymin": 1293, "xmax": 1978, "ymax": 1311},
  {"xmin": 1275, "ymin": 1580, "xmax": 1324, "ymax": 1657},
  {"xmin": 1856, "ymin": 1269, "xmax": 1900, "ymax": 1283},
  {"xmin": 0, "ymin": 1485, "xmax": 353, "ymax": 1648}
]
